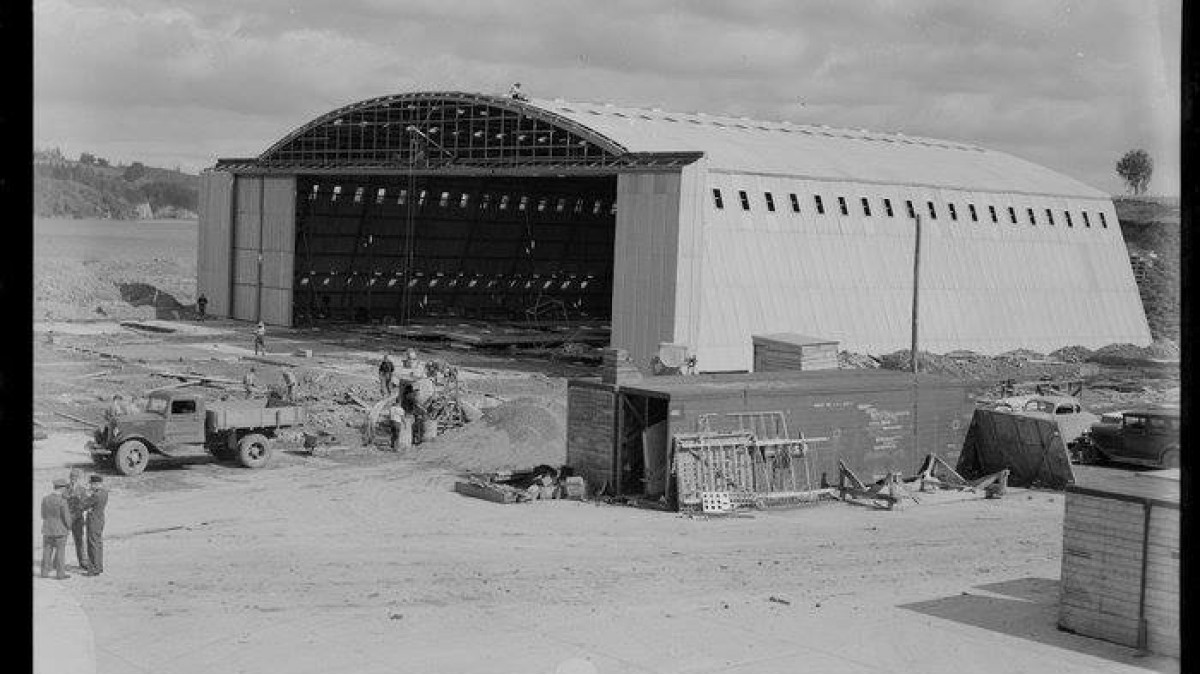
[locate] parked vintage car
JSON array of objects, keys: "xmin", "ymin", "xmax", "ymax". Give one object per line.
[
  {"xmin": 1076, "ymin": 407, "xmax": 1180, "ymax": 468},
  {"xmin": 992, "ymin": 395, "xmax": 1099, "ymax": 451}
]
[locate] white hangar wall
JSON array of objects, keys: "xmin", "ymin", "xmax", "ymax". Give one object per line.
[{"xmin": 662, "ymin": 169, "xmax": 1149, "ymax": 372}]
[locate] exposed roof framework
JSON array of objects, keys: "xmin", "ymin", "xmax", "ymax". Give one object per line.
[{"xmin": 256, "ymin": 92, "xmax": 653, "ymax": 172}]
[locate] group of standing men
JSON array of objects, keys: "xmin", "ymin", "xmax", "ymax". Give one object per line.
[{"xmin": 40, "ymin": 468, "xmax": 108, "ymax": 580}]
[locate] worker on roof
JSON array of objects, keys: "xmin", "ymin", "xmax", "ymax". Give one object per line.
[{"xmin": 509, "ymin": 82, "xmax": 529, "ymax": 102}]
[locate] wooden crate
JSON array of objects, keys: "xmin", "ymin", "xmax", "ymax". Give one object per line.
[{"xmin": 1058, "ymin": 473, "xmax": 1179, "ymax": 657}]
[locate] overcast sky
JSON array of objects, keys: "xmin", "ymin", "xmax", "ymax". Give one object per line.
[{"xmin": 34, "ymin": 0, "xmax": 1180, "ymax": 196}]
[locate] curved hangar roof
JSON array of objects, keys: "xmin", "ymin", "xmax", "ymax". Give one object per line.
[{"xmin": 242, "ymin": 91, "xmax": 1103, "ymax": 199}]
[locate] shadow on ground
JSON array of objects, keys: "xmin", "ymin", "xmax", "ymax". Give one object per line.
[
  {"xmin": 899, "ymin": 577, "xmax": 1176, "ymax": 671},
  {"xmin": 118, "ymin": 282, "xmax": 199, "ymax": 320}
]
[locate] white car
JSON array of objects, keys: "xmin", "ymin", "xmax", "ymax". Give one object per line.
[{"xmin": 992, "ymin": 395, "xmax": 1100, "ymax": 450}]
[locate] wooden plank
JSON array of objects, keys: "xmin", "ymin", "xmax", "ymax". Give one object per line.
[
  {"xmin": 1063, "ymin": 526, "xmax": 1146, "ymax": 546},
  {"xmin": 453, "ymin": 481, "xmax": 517, "ymax": 504}
]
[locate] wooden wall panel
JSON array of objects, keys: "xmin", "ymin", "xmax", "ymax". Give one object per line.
[{"xmin": 1058, "ymin": 492, "xmax": 1179, "ymax": 656}]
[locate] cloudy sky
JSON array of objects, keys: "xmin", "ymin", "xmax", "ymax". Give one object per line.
[{"xmin": 35, "ymin": 0, "xmax": 1180, "ymax": 196}]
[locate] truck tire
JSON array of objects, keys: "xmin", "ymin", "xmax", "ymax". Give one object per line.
[
  {"xmin": 114, "ymin": 440, "xmax": 150, "ymax": 476},
  {"xmin": 237, "ymin": 433, "xmax": 272, "ymax": 469},
  {"xmin": 1160, "ymin": 448, "xmax": 1179, "ymax": 469}
]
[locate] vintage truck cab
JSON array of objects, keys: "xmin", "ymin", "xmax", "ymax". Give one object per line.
[{"xmin": 1079, "ymin": 407, "xmax": 1180, "ymax": 468}]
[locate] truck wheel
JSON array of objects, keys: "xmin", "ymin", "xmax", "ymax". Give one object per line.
[
  {"xmin": 237, "ymin": 433, "xmax": 272, "ymax": 469},
  {"xmin": 114, "ymin": 440, "xmax": 150, "ymax": 476},
  {"xmin": 1160, "ymin": 448, "xmax": 1179, "ymax": 469}
]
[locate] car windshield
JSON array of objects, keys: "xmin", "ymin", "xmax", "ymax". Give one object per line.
[
  {"xmin": 146, "ymin": 398, "xmax": 168, "ymax": 414},
  {"xmin": 1056, "ymin": 405, "xmax": 1078, "ymax": 414},
  {"xmin": 1026, "ymin": 400, "xmax": 1054, "ymax": 414}
]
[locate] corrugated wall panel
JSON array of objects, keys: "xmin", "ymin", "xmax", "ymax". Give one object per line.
[
  {"xmin": 686, "ymin": 173, "xmax": 1151, "ymax": 371},
  {"xmin": 196, "ymin": 171, "xmax": 234, "ymax": 317},
  {"xmin": 262, "ymin": 176, "xmax": 296, "ymax": 253},
  {"xmin": 259, "ymin": 287, "xmax": 292, "ymax": 326},
  {"xmin": 232, "ymin": 284, "xmax": 257, "ymax": 321},
  {"xmin": 234, "ymin": 177, "xmax": 263, "ymax": 250},
  {"xmin": 611, "ymin": 171, "xmax": 682, "ymax": 370}
]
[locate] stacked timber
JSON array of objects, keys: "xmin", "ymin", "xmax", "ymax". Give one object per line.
[
  {"xmin": 1058, "ymin": 472, "xmax": 1179, "ymax": 657},
  {"xmin": 752, "ymin": 334, "xmax": 838, "ymax": 372}
]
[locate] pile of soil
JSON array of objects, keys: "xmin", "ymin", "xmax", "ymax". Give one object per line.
[
  {"xmin": 838, "ymin": 351, "xmax": 880, "ymax": 369},
  {"xmin": 35, "ymin": 257, "xmax": 195, "ymax": 321},
  {"xmin": 1088, "ymin": 340, "xmax": 1180, "ymax": 365},
  {"xmin": 412, "ymin": 396, "xmax": 566, "ymax": 473},
  {"xmin": 1049, "ymin": 345, "xmax": 1092, "ymax": 363}
]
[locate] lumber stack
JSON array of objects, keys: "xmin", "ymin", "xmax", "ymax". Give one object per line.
[{"xmin": 751, "ymin": 333, "xmax": 838, "ymax": 372}]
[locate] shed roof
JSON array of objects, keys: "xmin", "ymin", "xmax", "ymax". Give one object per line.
[
  {"xmin": 1066, "ymin": 469, "xmax": 1180, "ymax": 508},
  {"xmin": 530, "ymin": 97, "xmax": 1107, "ymax": 199},
  {"xmin": 613, "ymin": 368, "xmax": 974, "ymax": 400}
]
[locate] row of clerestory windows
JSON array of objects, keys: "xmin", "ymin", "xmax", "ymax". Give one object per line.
[
  {"xmin": 711, "ymin": 188, "xmax": 1109, "ymax": 229},
  {"xmin": 308, "ymin": 184, "xmax": 617, "ymax": 216}
]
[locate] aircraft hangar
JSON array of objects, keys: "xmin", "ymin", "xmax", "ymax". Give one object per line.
[{"xmin": 198, "ymin": 91, "xmax": 1151, "ymax": 372}]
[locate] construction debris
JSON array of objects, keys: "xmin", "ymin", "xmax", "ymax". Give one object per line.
[
  {"xmin": 453, "ymin": 465, "xmax": 583, "ymax": 504},
  {"xmin": 836, "ymin": 456, "xmax": 1011, "ymax": 510}
]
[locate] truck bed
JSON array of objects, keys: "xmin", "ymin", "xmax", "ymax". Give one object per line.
[{"xmin": 206, "ymin": 403, "xmax": 306, "ymax": 431}]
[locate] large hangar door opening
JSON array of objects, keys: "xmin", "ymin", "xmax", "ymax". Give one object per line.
[{"xmin": 293, "ymin": 175, "xmax": 617, "ymax": 324}]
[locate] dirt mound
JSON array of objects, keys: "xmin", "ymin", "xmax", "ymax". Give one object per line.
[
  {"xmin": 1049, "ymin": 345, "xmax": 1093, "ymax": 363},
  {"xmin": 412, "ymin": 396, "xmax": 566, "ymax": 473},
  {"xmin": 838, "ymin": 351, "xmax": 880, "ymax": 369},
  {"xmin": 35, "ymin": 256, "xmax": 196, "ymax": 322},
  {"xmin": 1088, "ymin": 341, "xmax": 1179, "ymax": 365}
]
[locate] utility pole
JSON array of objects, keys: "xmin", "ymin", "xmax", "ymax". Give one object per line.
[{"xmin": 910, "ymin": 213, "xmax": 922, "ymax": 373}]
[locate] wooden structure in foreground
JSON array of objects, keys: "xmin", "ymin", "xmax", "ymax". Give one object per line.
[{"xmin": 1058, "ymin": 470, "xmax": 1179, "ymax": 657}]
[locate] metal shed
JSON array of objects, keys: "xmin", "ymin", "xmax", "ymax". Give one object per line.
[{"xmin": 566, "ymin": 369, "xmax": 979, "ymax": 501}]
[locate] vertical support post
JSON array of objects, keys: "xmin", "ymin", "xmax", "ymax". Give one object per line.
[
  {"xmin": 1137, "ymin": 501, "xmax": 1153, "ymax": 651},
  {"xmin": 257, "ymin": 177, "xmax": 265, "ymax": 323},
  {"xmin": 227, "ymin": 174, "xmax": 238, "ymax": 319},
  {"xmin": 911, "ymin": 213, "xmax": 922, "ymax": 373}
]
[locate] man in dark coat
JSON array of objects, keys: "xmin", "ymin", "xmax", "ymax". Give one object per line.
[
  {"xmin": 65, "ymin": 468, "xmax": 90, "ymax": 571},
  {"xmin": 83, "ymin": 475, "xmax": 108, "ymax": 576},
  {"xmin": 41, "ymin": 479, "xmax": 73, "ymax": 579}
]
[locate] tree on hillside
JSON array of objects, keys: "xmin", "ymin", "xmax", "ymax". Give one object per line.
[
  {"xmin": 1116, "ymin": 149, "xmax": 1153, "ymax": 195},
  {"xmin": 79, "ymin": 152, "xmax": 95, "ymax": 165},
  {"xmin": 123, "ymin": 161, "xmax": 147, "ymax": 182}
]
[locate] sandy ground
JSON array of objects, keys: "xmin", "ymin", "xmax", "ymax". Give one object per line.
[
  {"xmin": 32, "ymin": 428, "xmax": 1178, "ymax": 674},
  {"xmin": 32, "ymin": 220, "xmax": 1179, "ymax": 672}
]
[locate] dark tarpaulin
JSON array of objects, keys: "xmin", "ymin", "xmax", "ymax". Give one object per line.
[{"xmin": 956, "ymin": 409, "xmax": 1076, "ymax": 489}]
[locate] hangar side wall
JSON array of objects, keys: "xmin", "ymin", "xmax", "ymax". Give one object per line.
[
  {"xmin": 226, "ymin": 175, "xmax": 296, "ymax": 325},
  {"xmin": 197, "ymin": 171, "xmax": 234, "ymax": 317},
  {"xmin": 690, "ymin": 173, "xmax": 1150, "ymax": 372},
  {"xmin": 612, "ymin": 172, "xmax": 683, "ymax": 368}
]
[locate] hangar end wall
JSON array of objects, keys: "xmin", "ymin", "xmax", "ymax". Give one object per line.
[{"xmin": 199, "ymin": 172, "xmax": 296, "ymax": 326}]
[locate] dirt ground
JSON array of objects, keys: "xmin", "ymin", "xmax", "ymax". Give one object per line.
[{"xmin": 32, "ymin": 219, "xmax": 1180, "ymax": 673}]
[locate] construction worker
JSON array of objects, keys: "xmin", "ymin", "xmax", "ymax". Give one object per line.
[
  {"xmin": 253, "ymin": 322, "xmax": 266, "ymax": 355},
  {"xmin": 65, "ymin": 469, "xmax": 90, "ymax": 571},
  {"xmin": 104, "ymin": 394, "xmax": 128, "ymax": 425},
  {"xmin": 389, "ymin": 401, "xmax": 409, "ymax": 452},
  {"xmin": 379, "ymin": 353, "xmax": 395, "ymax": 396},
  {"xmin": 243, "ymin": 367, "xmax": 257, "ymax": 398},
  {"xmin": 41, "ymin": 478, "xmax": 72, "ymax": 579},
  {"xmin": 196, "ymin": 293, "xmax": 208, "ymax": 321},
  {"xmin": 83, "ymin": 475, "xmax": 108, "ymax": 576},
  {"xmin": 281, "ymin": 370, "xmax": 298, "ymax": 402}
]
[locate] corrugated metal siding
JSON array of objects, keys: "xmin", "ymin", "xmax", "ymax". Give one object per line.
[
  {"xmin": 611, "ymin": 171, "xmax": 682, "ymax": 369},
  {"xmin": 262, "ymin": 176, "xmax": 296, "ymax": 253},
  {"xmin": 234, "ymin": 177, "xmax": 263, "ymax": 250},
  {"xmin": 532, "ymin": 98, "xmax": 1105, "ymax": 199},
  {"xmin": 197, "ymin": 171, "xmax": 234, "ymax": 317},
  {"xmin": 232, "ymin": 284, "xmax": 257, "ymax": 321},
  {"xmin": 685, "ymin": 175, "xmax": 1149, "ymax": 371}
]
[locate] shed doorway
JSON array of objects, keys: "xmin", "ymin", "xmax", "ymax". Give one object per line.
[{"xmin": 615, "ymin": 393, "xmax": 671, "ymax": 498}]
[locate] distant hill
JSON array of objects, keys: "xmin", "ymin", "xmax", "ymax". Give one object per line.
[
  {"xmin": 33, "ymin": 148, "xmax": 199, "ymax": 220},
  {"xmin": 1114, "ymin": 196, "xmax": 1179, "ymax": 344}
]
